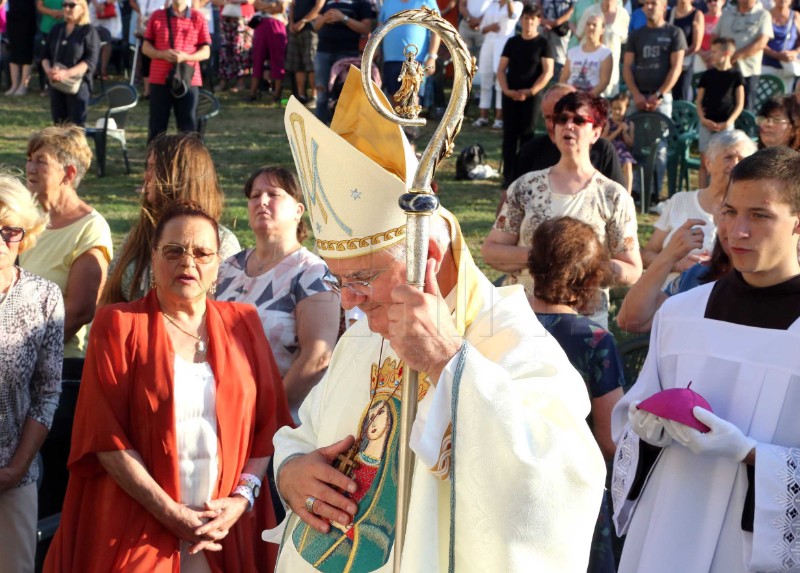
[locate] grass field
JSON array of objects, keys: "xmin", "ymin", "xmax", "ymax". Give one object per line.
[{"xmin": 0, "ymin": 84, "xmax": 659, "ymax": 287}]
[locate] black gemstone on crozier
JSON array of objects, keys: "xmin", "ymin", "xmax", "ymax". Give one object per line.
[{"xmin": 398, "ymin": 192, "xmax": 439, "ymax": 214}]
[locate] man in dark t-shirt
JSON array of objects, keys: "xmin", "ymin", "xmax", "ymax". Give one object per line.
[
  {"xmin": 496, "ymin": 3, "xmax": 554, "ymax": 187},
  {"xmin": 623, "ymin": 0, "xmax": 686, "ymax": 204},
  {"xmin": 312, "ymin": 0, "xmax": 375, "ymax": 123}
]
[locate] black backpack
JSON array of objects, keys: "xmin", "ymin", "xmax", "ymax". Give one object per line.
[{"xmin": 455, "ymin": 143, "xmax": 486, "ymax": 180}]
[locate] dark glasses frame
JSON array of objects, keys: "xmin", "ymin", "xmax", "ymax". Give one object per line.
[
  {"xmin": 0, "ymin": 226, "xmax": 26, "ymax": 243},
  {"xmin": 552, "ymin": 112, "xmax": 595, "ymax": 127}
]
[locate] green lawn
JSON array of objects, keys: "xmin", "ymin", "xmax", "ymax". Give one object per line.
[{"xmin": 0, "ymin": 84, "xmax": 659, "ymax": 288}]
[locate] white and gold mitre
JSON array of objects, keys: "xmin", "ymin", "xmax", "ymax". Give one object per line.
[{"xmin": 284, "ymin": 66, "xmax": 418, "ymax": 259}]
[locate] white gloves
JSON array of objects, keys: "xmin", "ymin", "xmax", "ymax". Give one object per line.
[
  {"xmin": 664, "ymin": 407, "xmax": 758, "ymax": 463},
  {"xmin": 629, "ymin": 401, "xmax": 673, "ymax": 447}
]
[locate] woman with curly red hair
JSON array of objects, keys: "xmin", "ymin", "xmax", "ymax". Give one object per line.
[
  {"xmin": 528, "ymin": 215, "xmax": 624, "ymax": 573},
  {"xmin": 482, "ymin": 90, "xmax": 642, "ymax": 327}
]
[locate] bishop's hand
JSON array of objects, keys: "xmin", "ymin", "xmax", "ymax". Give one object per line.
[
  {"xmin": 387, "ymin": 258, "xmax": 463, "ymax": 384},
  {"xmin": 277, "ymin": 435, "xmax": 360, "ymax": 533}
]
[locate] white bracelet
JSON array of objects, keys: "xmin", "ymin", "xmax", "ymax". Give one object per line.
[
  {"xmin": 233, "ymin": 485, "xmax": 255, "ymax": 511},
  {"xmin": 426, "ymin": 53, "xmax": 438, "ymax": 60}
]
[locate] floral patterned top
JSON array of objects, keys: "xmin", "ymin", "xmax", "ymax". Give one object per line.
[
  {"xmin": 495, "ymin": 168, "xmax": 639, "ymax": 314},
  {"xmin": 536, "ymin": 312, "xmax": 625, "ymax": 398},
  {"xmin": 0, "ymin": 268, "xmax": 64, "ymax": 488},
  {"xmin": 215, "ymin": 247, "xmax": 334, "ymax": 377},
  {"xmin": 496, "ymin": 167, "xmax": 639, "ymax": 256}
]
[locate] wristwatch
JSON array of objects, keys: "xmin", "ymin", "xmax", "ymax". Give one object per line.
[
  {"xmin": 233, "ymin": 473, "xmax": 262, "ymax": 512},
  {"xmin": 342, "ymin": 14, "xmax": 350, "ymax": 23},
  {"xmin": 654, "ymin": 90, "xmax": 664, "ymax": 100}
]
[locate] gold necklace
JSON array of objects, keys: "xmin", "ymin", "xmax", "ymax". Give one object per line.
[{"xmin": 162, "ymin": 312, "xmax": 207, "ymax": 354}]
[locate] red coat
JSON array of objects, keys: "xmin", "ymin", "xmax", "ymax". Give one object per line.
[{"xmin": 44, "ymin": 290, "xmax": 294, "ymax": 572}]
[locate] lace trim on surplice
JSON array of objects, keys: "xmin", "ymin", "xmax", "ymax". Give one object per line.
[{"xmin": 770, "ymin": 447, "xmax": 800, "ymax": 570}]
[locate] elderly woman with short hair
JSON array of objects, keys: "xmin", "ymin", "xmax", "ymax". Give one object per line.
[
  {"xmin": 21, "ymin": 125, "xmax": 112, "ymax": 372},
  {"xmin": 0, "ymin": 174, "xmax": 65, "ymax": 573},
  {"xmin": 640, "ymin": 129, "xmax": 757, "ymax": 282}
]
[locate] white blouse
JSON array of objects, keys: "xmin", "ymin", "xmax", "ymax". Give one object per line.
[{"xmin": 173, "ymin": 356, "xmax": 218, "ymax": 573}]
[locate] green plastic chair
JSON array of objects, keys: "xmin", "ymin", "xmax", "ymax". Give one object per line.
[
  {"xmin": 753, "ymin": 75, "xmax": 784, "ymax": 112},
  {"xmin": 734, "ymin": 110, "xmax": 759, "ymax": 141},
  {"xmin": 628, "ymin": 112, "xmax": 679, "ymax": 213},
  {"xmin": 618, "ymin": 335, "xmax": 651, "ymax": 393},
  {"xmin": 670, "ymin": 101, "xmax": 700, "ymax": 195},
  {"xmin": 671, "ymin": 100, "xmax": 699, "ymax": 135}
]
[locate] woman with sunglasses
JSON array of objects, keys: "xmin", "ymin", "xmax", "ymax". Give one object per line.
[
  {"xmin": 45, "ymin": 201, "xmax": 293, "ymax": 573},
  {"xmin": 0, "ymin": 175, "xmax": 63, "ymax": 573},
  {"xmin": 482, "ymin": 90, "xmax": 641, "ymax": 327},
  {"xmin": 41, "ymin": 0, "xmax": 100, "ymax": 125},
  {"xmin": 215, "ymin": 167, "xmax": 339, "ymax": 417},
  {"xmin": 756, "ymin": 95, "xmax": 800, "ymax": 150},
  {"xmin": 104, "ymin": 133, "xmax": 240, "ymax": 305}
]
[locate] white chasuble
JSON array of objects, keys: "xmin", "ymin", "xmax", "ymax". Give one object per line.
[
  {"xmin": 269, "ymin": 278, "xmax": 607, "ymax": 573},
  {"xmin": 611, "ymin": 283, "xmax": 800, "ymax": 573}
]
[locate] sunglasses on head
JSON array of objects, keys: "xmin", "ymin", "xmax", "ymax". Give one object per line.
[
  {"xmin": 0, "ymin": 226, "xmax": 25, "ymax": 243},
  {"xmin": 552, "ymin": 112, "xmax": 595, "ymax": 126}
]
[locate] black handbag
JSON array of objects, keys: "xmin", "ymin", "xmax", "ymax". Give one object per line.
[
  {"xmin": 551, "ymin": 22, "xmax": 570, "ymax": 37},
  {"xmin": 166, "ymin": 9, "xmax": 195, "ymax": 98},
  {"xmin": 247, "ymin": 14, "xmax": 263, "ymax": 29}
]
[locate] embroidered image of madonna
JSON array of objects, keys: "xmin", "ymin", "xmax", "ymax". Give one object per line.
[{"xmin": 292, "ymin": 397, "xmax": 401, "ymax": 572}]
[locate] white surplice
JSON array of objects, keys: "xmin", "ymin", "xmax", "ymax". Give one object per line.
[
  {"xmin": 268, "ymin": 277, "xmax": 607, "ymax": 573},
  {"xmin": 611, "ymin": 282, "xmax": 800, "ymax": 573}
]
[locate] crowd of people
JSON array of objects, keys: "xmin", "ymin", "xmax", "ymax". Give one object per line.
[
  {"xmin": 4, "ymin": 0, "xmax": 800, "ymax": 571},
  {"xmin": 2, "ymin": 0, "xmax": 800, "ymax": 142}
]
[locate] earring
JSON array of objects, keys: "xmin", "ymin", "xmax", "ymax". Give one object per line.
[
  {"xmin": 209, "ymin": 280, "xmax": 217, "ymax": 296},
  {"xmin": 149, "ymin": 267, "xmax": 156, "ymax": 289}
]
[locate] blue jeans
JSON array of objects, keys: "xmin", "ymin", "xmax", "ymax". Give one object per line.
[
  {"xmin": 630, "ymin": 93, "xmax": 671, "ymax": 202},
  {"xmin": 744, "ymin": 75, "xmax": 760, "ymax": 112},
  {"xmin": 314, "ymin": 50, "xmax": 358, "ymax": 124}
]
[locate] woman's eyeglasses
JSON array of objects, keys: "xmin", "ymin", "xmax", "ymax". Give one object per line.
[
  {"xmin": 0, "ymin": 226, "xmax": 26, "ymax": 243},
  {"xmin": 756, "ymin": 116, "xmax": 791, "ymax": 127},
  {"xmin": 553, "ymin": 112, "xmax": 595, "ymax": 126},
  {"xmin": 157, "ymin": 243, "xmax": 218, "ymax": 264},
  {"xmin": 322, "ymin": 268, "xmax": 389, "ymax": 295},
  {"xmin": 62, "ymin": 3, "xmax": 78, "ymax": 8}
]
